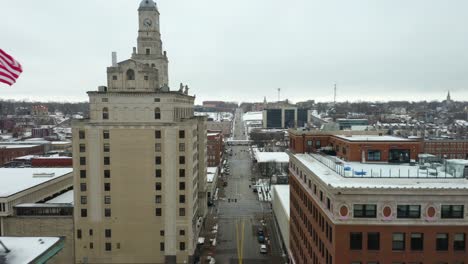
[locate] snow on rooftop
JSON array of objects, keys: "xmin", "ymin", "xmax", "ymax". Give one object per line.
[
  {"xmin": 272, "ymin": 185, "xmax": 289, "ymax": 219},
  {"xmin": 295, "ymin": 154, "xmax": 468, "ymax": 190},
  {"xmin": 0, "ymin": 144, "xmax": 40, "ymax": 149},
  {"xmin": 0, "ymin": 236, "xmax": 61, "ymax": 264},
  {"xmin": 242, "ymin": 111, "xmax": 262, "ymax": 122},
  {"xmin": 0, "ymin": 168, "xmax": 73, "ymax": 197},
  {"xmin": 207, "ymin": 167, "xmax": 218, "ymax": 183},
  {"xmin": 334, "ymin": 135, "xmax": 411, "ymax": 142},
  {"xmin": 45, "ymin": 190, "xmax": 74, "ymax": 204},
  {"xmin": 254, "ymin": 149, "xmax": 289, "ymax": 163}
]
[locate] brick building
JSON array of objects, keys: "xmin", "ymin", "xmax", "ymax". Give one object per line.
[
  {"xmin": 288, "ymin": 131, "xmax": 468, "ymax": 264},
  {"xmin": 0, "ymin": 144, "xmax": 44, "ymax": 166},
  {"xmin": 207, "ymin": 131, "xmax": 223, "ymax": 167},
  {"xmin": 289, "ymin": 130, "xmax": 422, "ymax": 163},
  {"xmin": 31, "ymin": 156, "xmax": 73, "ymax": 167},
  {"xmin": 424, "ymin": 139, "xmax": 468, "ymax": 159}
]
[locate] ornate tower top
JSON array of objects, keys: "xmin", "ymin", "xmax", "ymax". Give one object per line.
[{"xmin": 139, "ymin": 0, "xmax": 157, "ymax": 10}]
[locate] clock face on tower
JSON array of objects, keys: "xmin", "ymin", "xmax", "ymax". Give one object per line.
[{"xmin": 143, "ymin": 18, "xmax": 152, "ymax": 27}]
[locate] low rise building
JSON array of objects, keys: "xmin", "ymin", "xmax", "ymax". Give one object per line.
[
  {"xmin": 271, "ymin": 185, "xmax": 290, "ymax": 257},
  {"xmin": 0, "ymin": 144, "xmax": 44, "ymax": 166},
  {"xmin": 424, "ymin": 139, "xmax": 468, "ymax": 159},
  {"xmin": 289, "ymin": 130, "xmax": 422, "ymax": 163},
  {"xmin": 206, "ymin": 167, "xmax": 218, "ymax": 203},
  {"xmin": 207, "ymin": 131, "xmax": 224, "ymax": 167},
  {"xmin": 288, "ymin": 150, "xmax": 468, "ymax": 264}
]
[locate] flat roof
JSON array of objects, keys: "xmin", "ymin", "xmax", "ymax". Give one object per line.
[
  {"xmin": 0, "ymin": 236, "xmax": 62, "ymax": 264},
  {"xmin": 334, "ymin": 135, "xmax": 412, "ymax": 142},
  {"xmin": 272, "ymin": 185, "xmax": 290, "ymax": 219},
  {"xmin": 207, "ymin": 167, "xmax": 217, "ymax": 183},
  {"xmin": 242, "ymin": 111, "xmax": 262, "ymax": 121},
  {"xmin": 0, "ymin": 144, "xmax": 40, "ymax": 149},
  {"xmin": 294, "ymin": 153, "xmax": 468, "ymax": 190},
  {"xmin": 0, "ymin": 168, "xmax": 73, "ymax": 197},
  {"xmin": 254, "ymin": 149, "xmax": 289, "ymax": 163}
]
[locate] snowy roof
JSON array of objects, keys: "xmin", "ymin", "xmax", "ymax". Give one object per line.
[
  {"xmin": 254, "ymin": 149, "xmax": 289, "ymax": 163},
  {"xmin": 45, "ymin": 190, "xmax": 74, "ymax": 204},
  {"xmin": 242, "ymin": 111, "xmax": 262, "ymax": 121},
  {"xmin": 294, "ymin": 153, "xmax": 468, "ymax": 190},
  {"xmin": 0, "ymin": 144, "xmax": 40, "ymax": 149},
  {"xmin": 0, "ymin": 168, "xmax": 73, "ymax": 197},
  {"xmin": 272, "ymin": 185, "xmax": 289, "ymax": 219},
  {"xmin": 207, "ymin": 167, "xmax": 218, "ymax": 183},
  {"xmin": 50, "ymin": 141, "xmax": 71, "ymax": 145},
  {"xmin": 0, "ymin": 236, "xmax": 62, "ymax": 264},
  {"xmin": 334, "ymin": 135, "xmax": 412, "ymax": 142}
]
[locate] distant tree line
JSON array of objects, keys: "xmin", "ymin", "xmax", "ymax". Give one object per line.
[{"xmin": 0, "ymin": 99, "xmax": 89, "ymax": 116}]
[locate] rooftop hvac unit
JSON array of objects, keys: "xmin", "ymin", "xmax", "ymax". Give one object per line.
[{"xmin": 33, "ymin": 172, "xmax": 55, "ymax": 178}]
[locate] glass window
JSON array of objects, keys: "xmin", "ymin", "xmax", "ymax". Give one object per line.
[
  {"xmin": 155, "ymin": 143, "xmax": 161, "ymax": 152},
  {"xmin": 79, "ymin": 130, "xmax": 85, "ymax": 139},
  {"xmin": 155, "ymin": 169, "xmax": 162, "ymax": 178},
  {"xmin": 104, "ymin": 170, "xmax": 110, "ymax": 178},
  {"xmin": 105, "ymin": 229, "xmax": 111, "ymax": 238},
  {"xmin": 103, "ymin": 143, "xmax": 110, "ymax": 152},
  {"xmin": 126, "ymin": 69, "xmax": 135, "ymax": 80},
  {"xmin": 454, "ymin": 233, "xmax": 465, "ymax": 251},
  {"xmin": 179, "ymin": 182, "xmax": 185, "ymax": 190},
  {"xmin": 105, "ymin": 208, "xmax": 111, "ymax": 217},
  {"xmin": 103, "ymin": 130, "xmax": 109, "ymax": 139},
  {"xmin": 156, "ymin": 208, "xmax": 162, "ymax": 216},
  {"xmin": 80, "ymin": 196, "xmax": 87, "ymax": 205},
  {"xmin": 154, "ymin": 108, "xmax": 161, "ymax": 119},
  {"xmin": 81, "ymin": 209, "xmax": 87, "ymax": 217},
  {"xmin": 397, "ymin": 205, "xmax": 421, "ymax": 218},
  {"xmin": 155, "ymin": 156, "xmax": 162, "ymax": 165},
  {"xmin": 441, "ymin": 205, "xmax": 464, "ymax": 219},
  {"xmin": 410, "ymin": 233, "xmax": 423, "ymax": 251},
  {"xmin": 179, "ymin": 195, "xmax": 185, "ymax": 203},
  {"xmin": 155, "ymin": 130, "xmax": 161, "ymax": 138},
  {"xmin": 80, "ymin": 183, "xmax": 87, "ymax": 192},
  {"xmin": 367, "ymin": 150, "xmax": 381, "ymax": 161},
  {"xmin": 160, "ymin": 242, "xmax": 164, "ymax": 251},
  {"xmin": 179, "ymin": 156, "xmax": 185, "ymax": 164},
  {"xmin": 80, "ymin": 170, "xmax": 86, "ymax": 178},
  {"xmin": 80, "ymin": 157, "xmax": 86, "ymax": 165},
  {"xmin": 77, "ymin": 229, "xmax": 82, "ymax": 239},
  {"xmin": 102, "ymin": 107, "xmax": 109, "ymax": 120},
  {"xmin": 179, "ymin": 143, "xmax": 185, "ymax": 152},
  {"xmin": 179, "ymin": 169, "xmax": 185, "ymax": 177},
  {"xmin": 367, "ymin": 232, "xmax": 380, "ymax": 250},
  {"xmin": 155, "ymin": 182, "xmax": 162, "ymax": 191},
  {"xmin": 104, "ymin": 183, "xmax": 111, "ymax": 191},
  {"xmin": 160, "ymin": 230, "xmax": 164, "ymax": 236},
  {"xmin": 179, "ymin": 208, "xmax": 185, "ymax": 216},
  {"xmin": 104, "ymin": 157, "xmax": 110, "ymax": 165},
  {"xmin": 105, "ymin": 242, "xmax": 112, "ymax": 251},
  {"xmin": 104, "ymin": 195, "xmax": 111, "ymax": 204},
  {"xmin": 179, "ymin": 130, "xmax": 185, "ymax": 138},
  {"xmin": 180, "ymin": 242, "xmax": 185, "ymax": 250},
  {"xmin": 436, "ymin": 233, "xmax": 449, "ymax": 251},
  {"xmin": 179, "ymin": 230, "xmax": 185, "ymax": 236},
  {"xmin": 392, "ymin": 233, "xmax": 405, "ymax": 251},
  {"xmin": 112, "ymin": 75, "xmax": 118, "ymax": 80},
  {"xmin": 79, "ymin": 144, "xmax": 86, "ymax": 152},
  {"xmin": 155, "ymin": 195, "xmax": 162, "ymax": 203},
  {"xmin": 350, "ymin": 232, "xmax": 362, "ymax": 250},
  {"xmin": 354, "ymin": 204, "xmax": 377, "ymax": 218}
]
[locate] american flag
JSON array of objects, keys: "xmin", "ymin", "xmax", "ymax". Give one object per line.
[{"xmin": 0, "ymin": 49, "xmax": 23, "ymax": 86}]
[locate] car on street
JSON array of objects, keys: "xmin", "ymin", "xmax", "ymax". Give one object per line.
[
  {"xmin": 257, "ymin": 228, "xmax": 264, "ymax": 236},
  {"xmin": 260, "ymin": 244, "xmax": 267, "ymax": 254},
  {"xmin": 257, "ymin": 235, "xmax": 265, "ymax": 243}
]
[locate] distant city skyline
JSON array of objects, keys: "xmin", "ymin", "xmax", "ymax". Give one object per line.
[{"xmin": 2, "ymin": 0, "xmax": 468, "ymax": 104}]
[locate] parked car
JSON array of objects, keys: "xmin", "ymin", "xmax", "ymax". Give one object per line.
[
  {"xmin": 260, "ymin": 244, "xmax": 267, "ymax": 254},
  {"xmin": 257, "ymin": 228, "xmax": 264, "ymax": 236},
  {"xmin": 258, "ymin": 235, "xmax": 265, "ymax": 243}
]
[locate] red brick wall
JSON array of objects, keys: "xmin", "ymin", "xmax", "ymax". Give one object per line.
[{"xmin": 0, "ymin": 145, "xmax": 44, "ymax": 165}]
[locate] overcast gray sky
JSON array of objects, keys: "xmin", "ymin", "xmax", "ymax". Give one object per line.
[{"xmin": 2, "ymin": 0, "xmax": 468, "ymax": 104}]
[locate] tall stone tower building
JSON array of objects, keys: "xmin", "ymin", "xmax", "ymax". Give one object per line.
[{"xmin": 72, "ymin": 1, "xmax": 208, "ymax": 263}]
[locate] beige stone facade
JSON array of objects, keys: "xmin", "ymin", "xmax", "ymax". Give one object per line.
[{"xmin": 73, "ymin": 1, "xmax": 207, "ymax": 263}]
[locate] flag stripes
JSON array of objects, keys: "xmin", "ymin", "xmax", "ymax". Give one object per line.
[{"xmin": 0, "ymin": 49, "xmax": 23, "ymax": 86}]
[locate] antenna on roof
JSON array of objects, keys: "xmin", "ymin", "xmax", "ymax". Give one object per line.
[{"xmin": 333, "ymin": 83, "xmax": 337, "ymax": 107}]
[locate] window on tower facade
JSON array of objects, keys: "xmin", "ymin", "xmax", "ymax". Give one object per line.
[
  {"xmin": 154, "ymin": 108, "xmax": 161, "ymax": 119},
  {"xmin": 146, "ymin": 48, "xmax": 150, "ymax": 55},
  {"xmin": 102, "ymin": 107, "xmax": 109, "ymax": 120},
  {"xmin": 126, "ymin": 69, "xmax": 135, "ymax": 80}
]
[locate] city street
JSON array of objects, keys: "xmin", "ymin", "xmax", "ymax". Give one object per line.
[{"xmin": 213, "ymin": 109, "xmax": 285, "ymax": 264}]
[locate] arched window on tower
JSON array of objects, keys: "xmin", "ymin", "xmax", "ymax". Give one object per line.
[
  {"xmin": 102, "ymin": 107, "xmax": 109, "ymax": 120},
  {"xmin": 126, "ymin": 69, "xmax": 135, "ymax": 80},
  {"xmin": 154, "ymin": 107, "xmax": 161, "ymax": 120}
]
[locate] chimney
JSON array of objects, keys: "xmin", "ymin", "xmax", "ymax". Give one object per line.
[{"xmin": 111, "ymin": 52, "xmax": 117, "ymax": 67}]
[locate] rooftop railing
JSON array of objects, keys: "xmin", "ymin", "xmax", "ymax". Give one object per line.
[{"xmin": 309, "ymin": 153, "xmax": 464, "ymax": 179}]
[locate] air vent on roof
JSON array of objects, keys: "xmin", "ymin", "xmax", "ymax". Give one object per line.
[{"xmin": 33, "ymin": 173, "xmax": 55, "ymax": 178}]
